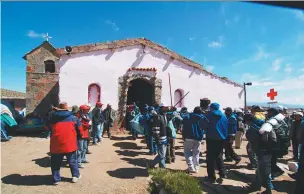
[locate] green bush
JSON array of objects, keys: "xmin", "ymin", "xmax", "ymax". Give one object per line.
[{"xmin": 148, "ymin": 168, "xmax": 202, "ymax": 194}]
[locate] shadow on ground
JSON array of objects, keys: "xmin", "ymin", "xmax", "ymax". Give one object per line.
[
  {"xmin": 1, "ymin": 174, "xmax": 70, "ymax": 186},
  {"xmin": 110, "ymin": 135, "xmax": 134, "ymax": 141},
  {"xmin": 112, "ymin": 142, "xmax": 141, "ymax": 150},
  {"xmin": 121, "ymin": 157, "xmax": 147, "ymax": 167},
  {"xmin": 115, "ymin": 150, "xmax": 148, "ymax": 157},
  {"xmin": 107, "ymin": 167, "xmax": 148, "ymax": 179},
  {"xmin": 32, "ymin": 156, "xmax": 69, "ymax": 168}
]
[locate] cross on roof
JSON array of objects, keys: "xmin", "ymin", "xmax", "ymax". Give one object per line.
[
  {"xmin": 43, "ymin": 33, "xmax": 52, "ymax": 42},
  {"xmin": 267, "ymin": 88, "xmax": 278, "ymax": 101}
]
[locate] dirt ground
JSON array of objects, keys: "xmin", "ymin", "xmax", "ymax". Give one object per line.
[{"xmin": 1, "ymin": 130, "xmax": 296, "ymax": 194}]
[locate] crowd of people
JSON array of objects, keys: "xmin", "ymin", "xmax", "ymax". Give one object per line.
[
  {"xmin": 45, "ymin": 102, "xmax": 114, "ymax": 185},
  {"xmin": 45, "ymin": 99, "xmax": 304, "ymax": 194}
]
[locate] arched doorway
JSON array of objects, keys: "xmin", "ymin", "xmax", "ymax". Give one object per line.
[
  {"xmin": 127, "ymin": 79, "xmax": 154, "ymax": 112},
  {"xmin": 88, "ymin": 83, "xmax": 101, "ymax": 107}
]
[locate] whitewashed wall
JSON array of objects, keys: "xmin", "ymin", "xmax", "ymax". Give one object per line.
[{"xmin": 59, "ymin": 45, "xmax": 244, "ymax": 111}]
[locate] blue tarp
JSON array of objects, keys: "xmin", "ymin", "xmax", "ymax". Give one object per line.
[{"xmin": 129, "ymin": 114, "xmax": 145, "ymax": 135}]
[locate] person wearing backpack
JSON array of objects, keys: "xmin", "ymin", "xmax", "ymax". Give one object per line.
[
  {"xmin": 165, "ymin": 107, "xmax": 179, "ymax": 164},
  {"xmin": 182, "ymin": 106, "xmax": 209, "ymax": 173},
  {"xmin": 243, "ymin": 113, "xmax": 274, "ymax": 194},
  {"xmin": 261, "ymin": 107, "xmax": 289, "ymax": 179},
  {"xmin": 147, "ymin": 103, "xmax": 169, "ymax": 168}
]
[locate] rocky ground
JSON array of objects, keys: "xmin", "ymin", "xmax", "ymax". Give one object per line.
[{"xmin": 1, "ymin": 129, "xmax": 296, "ymax": 194}]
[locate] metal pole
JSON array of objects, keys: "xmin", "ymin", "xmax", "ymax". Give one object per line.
[{"xmin": 244, "ymin": 83, "xmax": 247, "ymax": 113}]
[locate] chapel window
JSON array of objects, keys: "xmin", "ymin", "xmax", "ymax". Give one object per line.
[
  {"xmin": 174, "ymin": 89, "xmax": 184, "ymax": 108},
  {"xmin": 44, "ymin": 60, "xmax": 56, "ymax": 73}
]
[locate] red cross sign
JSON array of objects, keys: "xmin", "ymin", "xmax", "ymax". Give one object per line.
[{"xmin": 267, "ymin": 88, "xmax": 278, "ymax": 101}]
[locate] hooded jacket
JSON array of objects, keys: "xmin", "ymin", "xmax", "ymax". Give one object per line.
[
  {"xmin": 205, "ymin": 103, "xmax": 228, "ymax": 140},
  {"xmin": 49, "ymin": 110, "xmax": 81, "ymax": 154},
  {"xmin": 182, "ymin": 113, "xmax": 209, "ymax": 141}
]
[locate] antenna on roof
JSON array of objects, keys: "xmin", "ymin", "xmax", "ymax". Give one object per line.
[{"xmin": 43, "ymin": 33, "xmax": 52, "ymax": 42}]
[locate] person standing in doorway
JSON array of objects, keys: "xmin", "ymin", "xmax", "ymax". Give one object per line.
[
  {"xmin": 49, "ymin": 102, "xmax": 81, "ymax": 185},
  {"xmin": 205, "ymin": 103, "xmax": 228, "ymax": 183},
  {"xmin": 103, "ymin": 103, "xmax": 114, "ymax": 139},
  {"xmin": 224, "ymin": 107, "xmax": 241, "ymax": 164},
  {"xmin": 92, "ymin": 102, "xmax": 104, "ymax": 145},
  {"xmin": 182, "ymin": 106, "xmax": 209, "ymax": 173}
]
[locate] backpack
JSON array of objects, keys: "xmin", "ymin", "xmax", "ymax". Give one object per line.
[{"xmin": 267, "ymin": 118, "xmax": 291, "ymax": 156}]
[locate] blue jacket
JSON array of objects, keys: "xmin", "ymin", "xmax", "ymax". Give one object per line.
[
  {"xmin": 227, "ymin": 114, "xmax": 237, "ymax": 136},
  {"xmin": 182, "ymin": 113, "xmax": 209, "ymax": 141},
  {"xmin": 205, "ymin": 103, "xmax": 228, "ymax": 140}
]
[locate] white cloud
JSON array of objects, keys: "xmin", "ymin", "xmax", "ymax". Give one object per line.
[
  {"xmin": 208, "ymin": 36, "xmax": 224, "ymax": 48},
  {"xmin": 284, "ymin": 63, "xmax": 293, "ymax": 73},
  {"xmin": 243, "ymin": 73, "xmax": 304, "ymax": 105},
  {"xmin": 272, "ymin": 58, "xmax": 284, "ymax": 72},
  {"xmin": 105, "ymin": 20, "xmax": 119, "ymax": 31},
  {"xmin": 208, "ymin": 41, "xmax": 222, "ymax": 48},
  {"xmin": 293, "ymin": 10, "xmax": 304, "ymax": 21},
  {"xmin": 254, "ymin": 46, "xmax": 269, "ymax": 60},
  {"xmin": 232, "ymin": 46, "xmax": 270, "ymax": 67},
  {"xmin": 205, "ymin": 65, "xmax": 215, "ymax": 72},
  {"xmin": 27, "ymin": 30, "xmax": 46, "ymax": 39},
  {"xmin": 189, "ymin": 37, "xmax": 196, "ymax": 41}
]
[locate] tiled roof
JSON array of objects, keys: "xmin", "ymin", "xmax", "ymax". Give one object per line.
[
  {"xmin": 1, "ymin": 88, "xmax": 26, "ymax": 99},
  {"xmin": 36, "ymin": 38, "xmax": 242, "ymax": 87}
]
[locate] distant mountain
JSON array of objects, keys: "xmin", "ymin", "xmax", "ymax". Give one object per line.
[{"xmin": 248, "ymin": 102, "xmax": 304, "ymax": 109}]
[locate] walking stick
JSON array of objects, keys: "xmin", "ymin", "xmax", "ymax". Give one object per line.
[
  {"xmin": 173, "ymin": 91, "xmax": 190, "ymax": 107},
  {"xmin": 168, "ymin": 73, "xmax": 173, "ymax": 107}
]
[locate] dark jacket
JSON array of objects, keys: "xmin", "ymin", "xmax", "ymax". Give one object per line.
[
  {"xmin": 246, "ymin": 118, "xmax": 273, "ymax": 155},
  {"xmin": 298, "ymin": 120, "xmax": 304, "ymax": 145},
  {"xmin": 104, "ymin": 107, "xmax": 114, "ymax": 125},
  {"xmin": 227, "ymin": 114, "xmax": 237, "ymax": 136},
  {"xmin": 92, "ymin": 107, "xmax": 104, "ymax": 125},
  {"xmin": 150, "ymin": 112, "xmax": 167, "ymax": 145},
  {"xmin": 290, "ymin": 120, "xmax": 302, "ymax": 141},
  {"xmin": 182, "ymin": 113, "xmax": 209, "ymax": 141}
]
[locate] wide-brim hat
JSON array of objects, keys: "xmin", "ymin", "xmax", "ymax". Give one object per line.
[
  {"xmin": 57, "ymin": 102, "xmax": 69, "ymax": 111},
  {"xmin": 295, "ymin": 112, "xmax": 303, "ymax": 117}
]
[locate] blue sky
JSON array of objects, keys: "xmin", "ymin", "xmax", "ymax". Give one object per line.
[{"xmin": 2, "ymin": 2, "xmax": 304, "ymax": 105}]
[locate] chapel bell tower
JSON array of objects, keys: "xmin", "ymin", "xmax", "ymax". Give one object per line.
[{"xmin": 23, "ymin": 40, "xmax": 60, "ymax": 116}]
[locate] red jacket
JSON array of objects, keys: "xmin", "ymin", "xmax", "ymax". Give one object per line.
[
  {"xmin": 77, "ymin": 112, "xmax": 91, "ymax": 139},
  {"xmin": 49, "ymin": 110, "xmax": 81, "ymax": 154}
]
